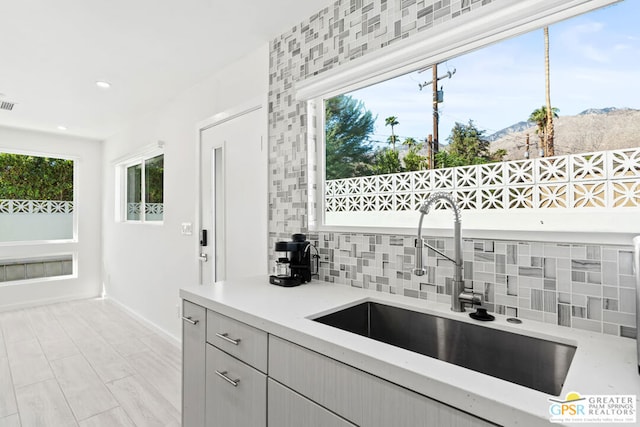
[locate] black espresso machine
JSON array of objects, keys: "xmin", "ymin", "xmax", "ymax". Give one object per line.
[{"xmin": 269, "ymin": 234, "xmax": 317, "ymax": 287}]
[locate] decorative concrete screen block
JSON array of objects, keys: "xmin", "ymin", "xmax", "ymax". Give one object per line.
[
  {"xmin": 325, "ymin": 148, "xmax": 640, "ymax": 213},
  {"xmin": 127, "ymin": 203, "xmax": 164, "ymax": 221},
  {"xmin": 0, "ymin": 199, "xmax": 74, "ymax": 242},
  {"xmin": 0, "ymin": 200, "xmax": 74, "ymax": 214}
]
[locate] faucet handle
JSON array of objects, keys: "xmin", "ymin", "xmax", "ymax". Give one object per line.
[{"xmin": 458, "ymin": 290, "xmax": 482, "ymax": 307}]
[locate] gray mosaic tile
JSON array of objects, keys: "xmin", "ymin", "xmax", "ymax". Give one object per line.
[
  {"xmin": 586, "ymin": 246, "xmax": 601, "ymax": 260},
  {"xmin": 543, "ymin": 258, "xmax": 556, "ymax": 279},
  {"xmin": 572, "ymin": 259, "xmax": 601, "ymax": 272},
  {"xmin": 619, "ymin": 275, "xmax": 635, "ymax": 288},
  {"xmin": 603, "ymin": 285, "xmax": 618, "ymax": 299},
  {"xmin": 571, "ymin": 245, "xmax": 587, "ymax": 260},
  {"xmin": 572, "ymin": 317, "xmax": 602, "ymax": 333},
  {"xmin": 572, "ymin": 306, "xmax": 586, "ymax": 318},
  {"xmin": 587, "ymin": 297, "xmax": 602, "ymax": 321},
  {"xmin": 558, "ymin": 303, "xmax": 571, "ymax": 327},
  {"xmin": 603, "ymin": 310, "xmax": 635, "ymax": 328},
  {"xmin": 531, "ymin": 289, "xmax": 543, "ymax": 311},
  {"xmin": 571, "ymin": 271, "xmax": 586, "ymax": 282},
  {"xmin": 602, "ymin": 261, "xmax": 618, "ymax": 286},
  {"xmin": 544, "ymin": 244, "xmax": 571, "ymax": 258},
  {"xmin": 603, "ymin": 298, "xmax": 619, "ymax": 311},
  {"xmin": 620, "ymin": 326, "xmax": 637, "ymax": 339},
  {"xmin": 603, "ymin": 322, "xmax": 618, "ymax": 336},
  {"xmin": 269, "ymin": 0, "xmax": 636, "ymax": 338},
  {"xmin": 506, "ymin": 244, "xmax": 517, "ymax": 264},
  {"xmin": 519, "ymin": 266, "xmax": 542, "ymax": 278},
  {"xmin": 519, "ymin": 308, "xmax": 544, "ymax": 322},
  {"xmin": 544, "ymin": 291, "xmax": 557, "ymax": 314},
  {"xmin": 571, "ymin": 282, "xmax": 601, "ymax": 297},
  {"xmin": 619, "ymin": 251, "xmax": 633, "ymax": 275},
  {"xmin": 619, "ymin": 288, "xmax": 635, "ymax": 314},
  {"xmin": 558, "ymin": 292, "xmax": 571, "ymax": 304}
]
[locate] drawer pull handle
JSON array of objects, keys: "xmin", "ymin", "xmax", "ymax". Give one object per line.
[
  {"xmin": 182, "ymin": 316, "xmax": 199, "ymax": 325},
  {"xmin": 215, "ymin": 332, "xmax": 241, "ymax": 345},
  {"xmin": 215, "ymin": 370, "xmax": 240, "ymax": 387}
]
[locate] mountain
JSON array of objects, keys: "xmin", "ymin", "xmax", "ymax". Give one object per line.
[
  {"xmin": 486, "ymin": 121, "xmax": 533, "ymax": 142},
  {"xmin": 578, "ymin": 107, "xmax": 627, "ymax": 116},
  {"xmin": 488, "ymin": 107, "xmax": 640, "ymax": 161}
]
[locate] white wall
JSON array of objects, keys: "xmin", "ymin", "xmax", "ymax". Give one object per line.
[
  {"xmin": 102, "ymin": 45, "xmax": 269, "ymax": 341},
  {"xmin": 0, "ymin": 126, "xmax": 103, "ymax": 310}
]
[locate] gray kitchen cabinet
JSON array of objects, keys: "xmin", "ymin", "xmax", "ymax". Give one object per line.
[
  {"xmin": 182, "ymin": 300, "xmax": 207, "ymax": 427},
  {"xmin": 182, "ymin": 299, "xmax": 495, "ymax": 427},
  {"xmin": 206, "ymin": 344, "xmax": 266, "ymax": 427},
  {"xmin": 268, "ymin": 379, "xmax": 356, "ymax": 427},
  {"xmin": 268, "ymin": 335, "xmax": 496, "ymax": 427},
  {"xmin": 206, "ymin": 310, "xmax": 268, "ymax": 373}
]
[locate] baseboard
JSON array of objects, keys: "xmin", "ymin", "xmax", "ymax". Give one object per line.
[
  {"xmin": 0, "ymin": 292, "xmax": 100, "ymax": 313},
  {"xmin": 107, "ymin": 297, "xmax": 181, "ymax": 349}
]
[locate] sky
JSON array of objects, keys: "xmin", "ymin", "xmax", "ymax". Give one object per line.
[{"xmin": 343, "ymin": 0, "xmax": 640, "ymax": 148}]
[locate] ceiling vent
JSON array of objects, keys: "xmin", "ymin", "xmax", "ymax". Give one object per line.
[{"xmin": 0, "ymin": 101, "xmax": 16, "ymax": 111}]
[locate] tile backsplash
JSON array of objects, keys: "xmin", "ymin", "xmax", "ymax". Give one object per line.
[
  {"xmin": 307, "ymin": 233, "xmax": 636, "ymax": 338},
  {"xmin": 267, "ymin": 0, "xmax": 637, "ymax": 339}
]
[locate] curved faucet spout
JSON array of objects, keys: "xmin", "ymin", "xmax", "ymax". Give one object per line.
[{"xmin": 414, "ymin": 191, "xmax": 471, "ymax": 312}]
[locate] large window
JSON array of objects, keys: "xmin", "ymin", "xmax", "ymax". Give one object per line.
[
  {"xmin": 119, "ymin": 152, "xmax": 164, "ymax": 222},
  {"xmin": 0, "ymin": 151, "xmax": 75, "ymax": 242},
  {"xmin": 306, "ymin": 0, "xmax": 640, "ymax": 236}
]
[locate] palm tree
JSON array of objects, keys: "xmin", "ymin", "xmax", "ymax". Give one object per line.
[
  {"xmin": 385, "ymin": 116, "xmax": 399, "ymax": 151},
  {"xmin": 402, "ymin": 137, "xmax": 417, "ymax": 150},
  {"xmin": 529, "ymin": 106, "xmax": 559, "ymax": 156},
  {"xmin": 544, "ymin": 26, "xmax": 555, "ymax": 156}
]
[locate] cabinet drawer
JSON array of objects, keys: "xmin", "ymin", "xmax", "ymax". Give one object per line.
[
  {"xmin": 268, "ymin": 336, "xmax": 495, "ymax": 427},
  {"xmin": 206, "ymin": 344, "xmax": 266, "ymax": 427},
  {"xmin": 206, "ymin": 310, "xmax": 268, "ymax": 373},
  {"xmin": 268, "ymin": 379, "xmax": 356, "ymax": 427}
]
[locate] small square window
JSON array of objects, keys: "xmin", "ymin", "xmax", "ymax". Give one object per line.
[{"xmin": 118, "ymin": 152, "xmax": 164, "ymax": 223}]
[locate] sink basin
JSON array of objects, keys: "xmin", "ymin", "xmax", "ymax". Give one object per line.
[{"xmin": 312, "ymin": 301, "xmax": 576, "ymax": 395}]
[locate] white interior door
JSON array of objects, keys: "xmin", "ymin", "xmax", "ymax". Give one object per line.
[{"xmin": 199, "ymin": 106, "xmax": 267, "ymax": 285}]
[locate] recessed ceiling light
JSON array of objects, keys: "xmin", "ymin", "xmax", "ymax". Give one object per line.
[
  {"xmin": 57, "ymin": 126, "xmax": 67, "ymax": 131},
  {"xmin": 95, "ymin": 81, "xmax": 111, "ymax": 89}
]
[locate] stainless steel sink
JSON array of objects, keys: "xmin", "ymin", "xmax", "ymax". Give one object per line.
[{"xmin": 312, "ymin": 301, "xmax": 576, "ymax": 396}]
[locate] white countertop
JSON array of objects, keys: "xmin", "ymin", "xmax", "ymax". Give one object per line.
[{"xmin": 180, "ymin": 276, "xmax": 640, "ymax": 426}]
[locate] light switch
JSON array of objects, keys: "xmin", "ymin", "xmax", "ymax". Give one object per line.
[{"xmin": 181, "ymin": 222, "xmax": 193, "ymax": 235}]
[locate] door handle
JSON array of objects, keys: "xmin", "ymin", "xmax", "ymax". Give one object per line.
[{"xmin": 199, "ymin": 253, "xmax": 208, "ymax": 262}]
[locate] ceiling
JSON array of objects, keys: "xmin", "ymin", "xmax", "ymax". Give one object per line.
[{"xmin": 0, "ymin": 0, "xmax": 329, "ymax": 140}]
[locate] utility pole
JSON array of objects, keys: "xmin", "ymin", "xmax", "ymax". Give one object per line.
[
  {"xmin": 426, "ymin": 134, "xmax": 434, "ymax": 169},
  {"xmin": 432, "ymin": 66, "xmax": 439, "ymax": 156},
  {"xmin": 419, "ymin": 66, "xmax": 456, "ymax": 162}
]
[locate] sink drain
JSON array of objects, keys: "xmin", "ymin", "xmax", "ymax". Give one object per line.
[{"xmin": 506, "ymin": 317, "xmax": 522, "ymax": 324}]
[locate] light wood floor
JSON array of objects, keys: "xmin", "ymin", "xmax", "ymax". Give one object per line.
[{"xmin": 0, "ymin": 298, "xmax": 181, "ymax": 427}]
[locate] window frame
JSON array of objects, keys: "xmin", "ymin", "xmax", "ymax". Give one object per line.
[
  {"xmin": 116, "ymin": 148, "xmax": 164, "ymax": 224},
  {"xmin": 300, "ymin": 0, "xmax": 636, "ymax": 245},
  {"xmin": 0, "ymin": 147, "xmax": 78, "ymax": 245}
]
